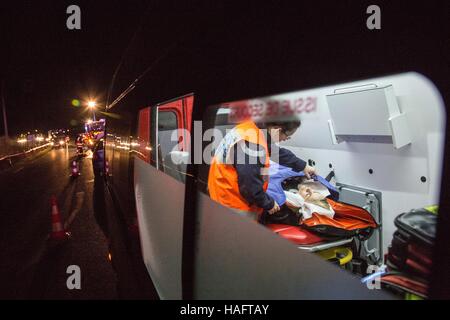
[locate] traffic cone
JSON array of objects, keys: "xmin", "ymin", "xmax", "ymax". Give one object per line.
[
  {"xmin": 71, "ymin": 160, "xmax": 80, "ymax": 177},
  {"xmin": 49, "ymin": 196, "xmax": 70, "ymax": 241}
]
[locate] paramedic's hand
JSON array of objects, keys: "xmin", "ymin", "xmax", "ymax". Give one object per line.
[
  {"xmin": 268, "ymin": 201, "xmax": 280, "ymax": 215},
  {"xmin": 303, "ymin": 165, "xmax": 317, "ymax": 179}
]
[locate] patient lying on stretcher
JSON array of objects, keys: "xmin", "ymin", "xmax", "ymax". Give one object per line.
[
  {"xmin": 262, "ymin": 177, "xmax": 336, "ymax": 226},
  {"xmin": 264, "ymin": 162, "xmax": 378, "ymax": 239},
  {"xmin": 284, "ymin": 180, "xmax": 335, "ymax": 221}
]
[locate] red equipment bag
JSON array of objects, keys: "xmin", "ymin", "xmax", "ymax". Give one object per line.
[
  {"xmin": 386, "ymin": 207, "xmax": 436, "ymax": 279},
  {"xmin": 380, "ymin": 273, "xmax": 428, "ymax": 298},
  {"xmin": 301, "ymin": 199, "xmax": 378, "ymax": 240}
]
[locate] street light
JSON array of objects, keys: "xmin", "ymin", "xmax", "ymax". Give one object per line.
[{"xmin": 88, "ymin": 100, "xmax": 97, "ymax": 121}]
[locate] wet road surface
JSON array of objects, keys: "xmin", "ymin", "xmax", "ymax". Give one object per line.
[{"xmin": 0, "ymin": 146, "xmax": 157, "ymax": 299}]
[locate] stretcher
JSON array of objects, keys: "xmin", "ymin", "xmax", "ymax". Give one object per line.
[
  {"xmin": 266, "ymin": 224, "xmax": 354, "ymax": 266},
  {"xmin": 265, "ymin": 171, "xmax": 379, "ymax": 267}
]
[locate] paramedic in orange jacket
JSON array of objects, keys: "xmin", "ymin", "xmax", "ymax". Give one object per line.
[{"xmin": 208, "ymin": 118, "xmax": 316, "ymax": 216}]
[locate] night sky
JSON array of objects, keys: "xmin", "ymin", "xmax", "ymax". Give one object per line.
[
  {"xmin": 1, "ymin": 1, "xmax": 148, "ymax": 135},
  {"xmin": 1, "ymin": 1, "xmax": 448, "ymax": 136}
]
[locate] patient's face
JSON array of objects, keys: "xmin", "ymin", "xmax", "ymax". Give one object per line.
[{"xmin": 298, "ymin": 184, "xmax": 325, "ymax": 202}]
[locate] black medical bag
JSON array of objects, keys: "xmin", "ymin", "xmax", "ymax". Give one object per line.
[{"xmin": 384, "ymin": 207, "xmax": 437, "ymax": 297}]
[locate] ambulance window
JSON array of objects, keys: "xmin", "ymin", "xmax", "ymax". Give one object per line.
[
  {"xmin": 157, "ymin": 110, "xmax": 178, "ymax": 168},
  {"xmin": 197, "ymin": 73, "xmax": 446, "ymax": 298},
  {"xmin": 158, "ymin": 111, "xmax": 178, "ymax": 131}
]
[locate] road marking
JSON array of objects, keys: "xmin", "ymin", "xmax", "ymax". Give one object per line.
[{"xmin": 64, "ymin": 191, "xmax": 85, "ymax": 230}]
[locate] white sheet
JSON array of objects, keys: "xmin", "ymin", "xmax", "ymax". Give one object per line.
[{"xmin": 284, "ymin": 189, "xmax": 335, "ymax": 220}]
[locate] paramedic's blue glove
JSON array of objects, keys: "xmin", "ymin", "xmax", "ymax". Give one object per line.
[{"xmin": 303, "ymin": 165, "xmax": 317, "ymax": 180}]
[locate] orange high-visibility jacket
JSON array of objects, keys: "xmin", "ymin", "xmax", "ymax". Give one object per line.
[{"xmin": 208, "ymin": 120, "xmax": 270, "ymax": 213}]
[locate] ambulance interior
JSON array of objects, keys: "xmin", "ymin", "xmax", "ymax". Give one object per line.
[
  {"xmin": 203, "ymin": 72, "xmax": 445, "ymax": 298},
  {"xmin": 135, "ymin": 72, "xmax": 445, "ymax": 299}
]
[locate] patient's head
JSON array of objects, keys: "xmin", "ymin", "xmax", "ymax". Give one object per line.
[
  {"xmin": 297, "ymin": 181, "xmax": 331, "ymax": 211},
  {"xmin": 298, "ymin": 182, "xmax": 331, "ymax": 211}
]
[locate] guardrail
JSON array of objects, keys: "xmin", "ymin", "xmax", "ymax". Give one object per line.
[{"xmin": 0, "ymin": 142, "xmax": 52, "ymax": 170}]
